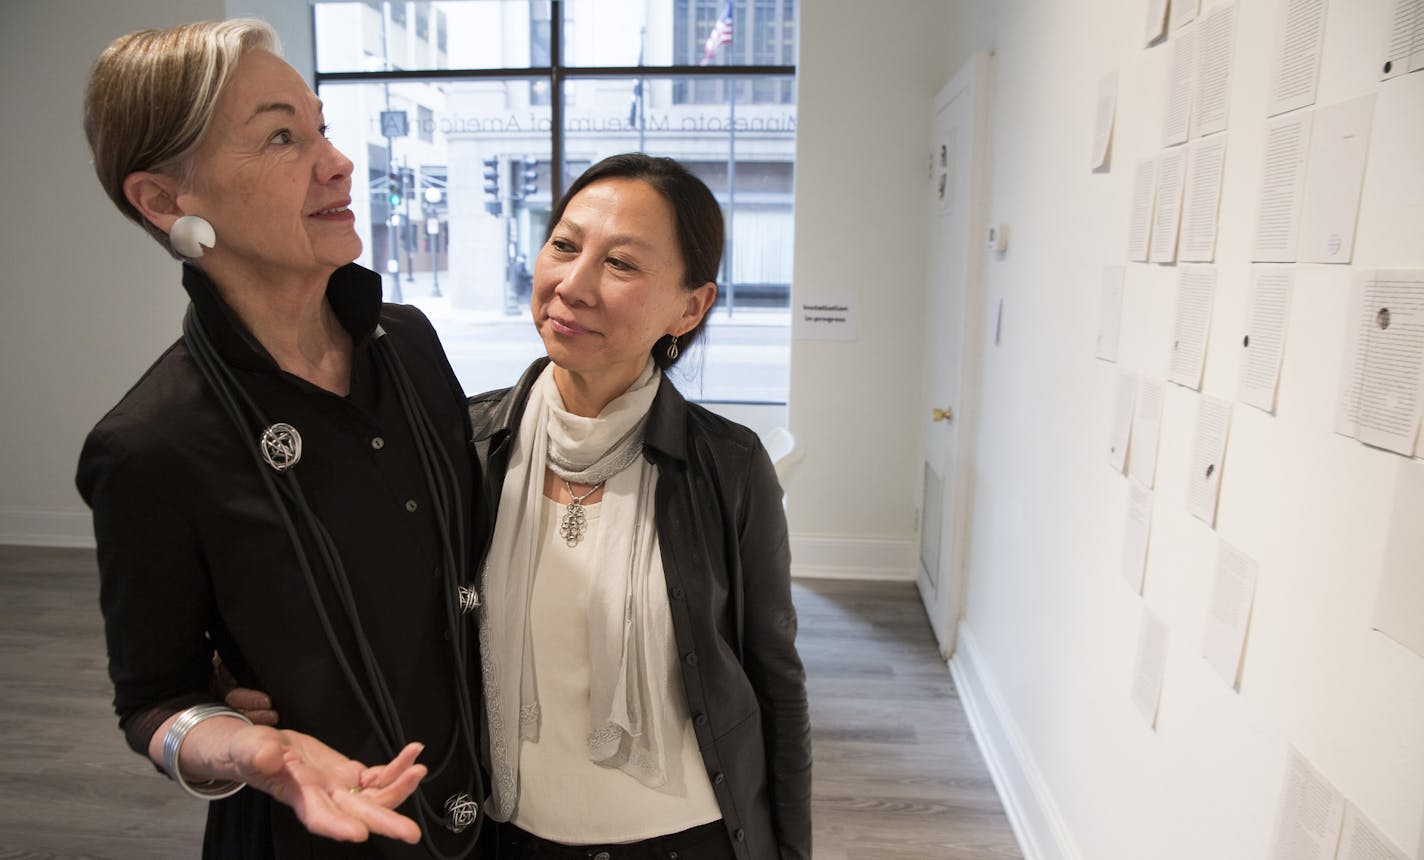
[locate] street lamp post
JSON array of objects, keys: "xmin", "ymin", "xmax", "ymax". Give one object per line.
[{"xmin": 424, "ymin": 187, "xmax": 443, "ymax": 297}]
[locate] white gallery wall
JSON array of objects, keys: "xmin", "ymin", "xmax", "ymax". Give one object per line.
[
  {"xmin": 0, "ymin": 0, "xmax": 224, "ymax": 545},
  {"xmin": 785, "ymin": 0, "xmax": 958, "ymax": 578},
  {"xmin": 941, "ymin": 0, "xmax": 1424, "ymax": 858},
  {"xmin": 0, "ymin": 0, "xmax": 312, "ymax": 545}
]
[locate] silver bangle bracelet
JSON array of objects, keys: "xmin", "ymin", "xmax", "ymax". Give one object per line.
[{"xmin": 160, "ymin": 704, "xmax": 253, "ymax": 800}]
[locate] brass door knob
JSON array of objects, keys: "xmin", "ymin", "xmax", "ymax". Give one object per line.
[{"xmin": 932, "ymin": 407, "xmax": 954, "ymax": 423}]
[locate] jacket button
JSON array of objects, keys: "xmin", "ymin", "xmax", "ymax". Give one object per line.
[
  {"xmin": 735, "ymin": 828, "xmax": 745, "ymax": 841},
  {"xmin": 713, "ymin": 771, "xmax": 725, "ymax": 784},
  {"xmin": 593, "ymin": 853, "xmax": 610, "ymax": 860},
  {"xmin": 683, "ymin": 652, "xmax": 698, "ymax": 667},
  {"xmin": 371, "ymin": 436, "xmax": 385, "ymax": 450},
  {"xmin": 670, "ymin": 586, "xmax": 685, "ymax": 600},
  {"xmin": 694, "ymin": 713, "xmax": 707, "ymax": 727},
  {"xmin": 405, "ymin": 499, "xmax": 418, "ymax": 512}
]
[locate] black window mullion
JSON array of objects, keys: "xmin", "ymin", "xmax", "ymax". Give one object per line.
[
  {"xmin": 310, "ymin": 2, "xmax": 794, "ymax": 227},
  {"xmin": 550, "ymin": 0, "xmax": 565, "ymax": 204}
]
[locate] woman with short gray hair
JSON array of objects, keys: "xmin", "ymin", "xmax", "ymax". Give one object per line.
[{"xmin": 77, "ymin": 19, "xmax": 487, "ymax": 858}]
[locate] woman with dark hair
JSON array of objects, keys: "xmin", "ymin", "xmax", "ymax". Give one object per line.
[{"xmin": 470, "ymin": 153, "xmax": 812, "ymax": 859}]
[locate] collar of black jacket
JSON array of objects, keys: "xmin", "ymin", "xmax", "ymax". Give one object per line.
[
  {"xmin": 180, "ymin": 261, "xmax": 384, "ymax": 375},
  {"xmin": 476, "ymin": 356, "xmax": 689, "ymax": 464}
]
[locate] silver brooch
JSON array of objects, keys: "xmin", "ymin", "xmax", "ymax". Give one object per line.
[
  {"xmin": 444, "ymin": 792, "xmax": 479, "ymax": 833},
  {"xmin": 458, "ymin": 585, "xmax": 480, "ymax": 614},
  {"xmin": 259, "ymin": 423, "xmax": 302, "ymax": 472}
]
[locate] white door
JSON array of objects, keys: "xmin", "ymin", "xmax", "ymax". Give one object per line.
[{"xmin": 918, "ymin": 54, "xmax": 992, "ymax": 659}]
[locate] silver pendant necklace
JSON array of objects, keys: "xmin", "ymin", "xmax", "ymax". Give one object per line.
[{"xmin": 559, "ymin": 480, "xmax": 602, "ymax": 547}]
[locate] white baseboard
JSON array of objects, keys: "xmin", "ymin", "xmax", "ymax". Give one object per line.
[
  {"xmin": 949, "ymin": 624, "xmax": 1081, "ymax": 860},
  {"xmin": 789, "ymin": 534, "xmax": 916, "ymax": 581},
  {"xmin": 0, "ymin": 509, "xmax": 96, "ymax": 548}
]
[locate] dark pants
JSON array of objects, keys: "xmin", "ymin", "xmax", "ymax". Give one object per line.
[{"xmin": 495, "ymin": 820, "xmax": 734, "ymax": 860}]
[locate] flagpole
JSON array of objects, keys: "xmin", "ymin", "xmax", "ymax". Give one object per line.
[
  {"xmin": 725, "ymin": 54, "xmax": 736, "ymax": 317},
  {"xmin": 701, "ymin": 0, "xmax": 737, "ymax": 317},
  {"xmin": 638, "ymin": 26, "xmax": 647, "ymax": 152},
  {"xmin": 381, "ymin": 7, "xmax": 401, "ymax": 303}
]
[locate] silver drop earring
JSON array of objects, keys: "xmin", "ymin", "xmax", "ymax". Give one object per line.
[{"xmin": 666, "ymin": 335, "xmax": 679, "ymax": 360}]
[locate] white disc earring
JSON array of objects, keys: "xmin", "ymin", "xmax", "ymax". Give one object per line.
[{"xmin": 169, "ymin": 215, "xmax": 216, "ymax": 258}]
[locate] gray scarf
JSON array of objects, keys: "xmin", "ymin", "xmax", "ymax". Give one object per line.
[{"xmin": 479, "ymin": 361, "xmax": 684, "ymax": 821}]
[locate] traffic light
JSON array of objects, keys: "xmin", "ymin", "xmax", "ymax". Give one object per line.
[
  {"xmin": 519, "ymin": 159, "xmax": 539, "ymax": 198},
  {"xmin": 482, "ymin": 156, "xmax": 501, "ymax": 216},
  {"xmin": 388, "ymin": 172, "xmax": 402, "ymax": 207}
]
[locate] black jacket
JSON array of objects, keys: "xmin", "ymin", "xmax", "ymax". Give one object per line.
[
  {"xmin": 76, "ymin": 263, "xmax": 485, "ymax": 858},
  {"xmin": 467, "ymin": 358, "xmax": 811, "ymax": 860}
]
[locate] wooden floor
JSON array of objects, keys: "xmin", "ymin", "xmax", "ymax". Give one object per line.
[{"xmin": 0, "ymin": 545, "xmax": 1021, "ymax": 859}]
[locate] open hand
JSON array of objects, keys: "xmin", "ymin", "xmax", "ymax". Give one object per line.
[{"xmin": 226, "ymin": 726, "xmax": 426, "ymax": 844}]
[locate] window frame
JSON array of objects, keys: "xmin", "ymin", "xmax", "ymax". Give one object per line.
[{"xmin": 312, "ymin": 0, "xmax": 797, "ymax": 205}]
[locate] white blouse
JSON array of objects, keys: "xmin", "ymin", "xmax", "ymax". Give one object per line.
[{"xmin": 510, "ymin": 496, "xmax": 722, "ymax": 844}]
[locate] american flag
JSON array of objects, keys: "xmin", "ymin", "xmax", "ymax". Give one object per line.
[{"xmin": 699, "ymin": 0, "xmax": 734, "ymax": 66}]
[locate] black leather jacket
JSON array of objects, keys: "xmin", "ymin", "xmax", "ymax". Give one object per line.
[{"xmin": 468, "ymin": 358, "xmax": 811, "ymax": 860}]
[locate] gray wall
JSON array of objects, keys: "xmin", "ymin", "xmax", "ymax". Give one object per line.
[{"xmin": 0, "ymin": 0, "xmax": 224, "ymax": 544}]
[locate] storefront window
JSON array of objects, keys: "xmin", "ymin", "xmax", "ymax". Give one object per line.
[{"xmin": 314, "ymin": 0, "xmax": 796, "ymax": 403}]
